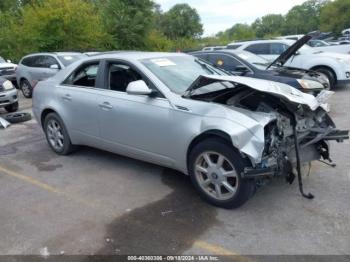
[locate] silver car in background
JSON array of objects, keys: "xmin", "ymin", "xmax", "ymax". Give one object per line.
[
  {"xmin": 0, "ymin": 77, "xmax": 18, "ymax": 113},
  {"xmin": 16, "ymin": 52, "xmax": 86, "ymax": 98},
  {"xmin": 32, "ymin": 52, "xmax": 348, "ymax": 208}
]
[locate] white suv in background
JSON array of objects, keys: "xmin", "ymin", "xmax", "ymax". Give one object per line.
[
  {"xmin": 228, "ymin": 36, "xmax": 350, "ymax": 89},
  {"xmin": 16, "ymin": 52, "xmax": 86, "ymax": 98}
]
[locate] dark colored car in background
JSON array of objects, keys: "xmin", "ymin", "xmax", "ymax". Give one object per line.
[{"xmin": 190, "ymin": 49, "xmax": 330, "ymax": 93}]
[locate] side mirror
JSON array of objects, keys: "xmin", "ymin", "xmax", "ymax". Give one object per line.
[
  {"xmin": 6, "ymin": 59, "xmax": 11, "ymax": 63},
  {"xmin": 50, "ymin": 64, "xmax": 60, "ymax": 70},
  {"xmin": 126, "ymin": 80, "xmax": 153, "ymax": 96},
  {"xmin": 235, "ymin": 65, "xmax": 249, "ymax": 75}
]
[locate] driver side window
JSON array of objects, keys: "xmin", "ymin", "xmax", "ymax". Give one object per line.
[{"xmin": 108, "ymin": 63, "xmax": 142, "ymax": 92}]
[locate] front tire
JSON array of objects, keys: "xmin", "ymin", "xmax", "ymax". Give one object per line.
[
  {"xmin": 5, "ymin": 101, "xmax": 19, "ymax": 113},
  {"xmin": 20, "ymin": 79, "xmax": 33, "ymax": 98},
  {"xmin": 188, "ymin": 138, "xmax": 255, "ymax": 209},
  {"xmin": 314, "ymin": 67, "xmax": 336, "ymax": 89},
  {"xmin": 44, "ymin": 113, "xmax": 76, "ymax": 155}
]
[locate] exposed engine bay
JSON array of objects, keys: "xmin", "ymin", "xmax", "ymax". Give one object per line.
[{"xmin": 187, "ymin": 76, "xmax": 349, "ymax": 198}]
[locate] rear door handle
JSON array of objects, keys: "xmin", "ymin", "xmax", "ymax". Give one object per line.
[
  {"xmin": 61, "ymin": 94, "xmax": 72, "ymax": 101},
  {"xmin": 99, "ymin": 102, "xmax": 113, "ymax": 110}
]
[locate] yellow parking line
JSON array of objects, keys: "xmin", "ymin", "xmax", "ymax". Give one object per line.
[
  {"xmin": 193, "ymin": 241, "xmax": 254, "ymax": 262},
  {"xmin": 0, "ymin": 165, "xmax": 98, "ymax": 209}
]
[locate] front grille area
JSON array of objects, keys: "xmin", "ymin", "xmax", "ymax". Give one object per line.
[{"xmin": 0, "ymin": 67, "xmax": 15, "ymax": 76}]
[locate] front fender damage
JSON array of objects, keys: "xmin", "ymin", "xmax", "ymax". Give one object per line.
[{"xmin": 189, "ymin": 75, "xmax": 349, "ymax": 198}]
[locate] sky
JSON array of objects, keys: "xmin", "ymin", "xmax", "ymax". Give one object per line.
[{"xmin": 156, "ymin": 0, "xmax": 307, "ymax": 36}]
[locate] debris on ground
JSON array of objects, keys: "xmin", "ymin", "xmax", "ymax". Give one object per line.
[
  {"xmin": 39, "ymin": 247, "xmax": 50, "ymax": 258},
  {"xmin": 0, "ymin": 117, "xmax": 10, "ymax": 128}
]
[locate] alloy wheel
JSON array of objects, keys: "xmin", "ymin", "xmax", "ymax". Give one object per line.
[
  {"xmin": 47, "ymin": 119, "xmax": 64, "ymax": 152},
  {"xmin": 194, "ymin": 151, "xmax": 239, "ymax": 201},
  {"xmin": 21, "ymin": 82, "xmax": 31, "ymax": 97}
]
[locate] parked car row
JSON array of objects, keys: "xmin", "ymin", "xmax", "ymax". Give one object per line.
[{"xmin": 206, "ymin": 35, "xmax": 350, "ymax": 89}]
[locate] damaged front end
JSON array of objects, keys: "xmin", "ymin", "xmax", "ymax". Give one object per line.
[{"xmin": 186, "ymin": 75, "xmax": 349, "ymax": 198}]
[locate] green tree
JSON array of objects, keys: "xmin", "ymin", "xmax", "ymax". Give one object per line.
[
  {"xmin": 225, "ymin": 23, "xmax": 256, "ymax": 41},
  {"xmin": 0, "ymin": 0, "xmax": 18, "ymax": 12},
  {"xmin": 252, "ymin": 14, "xmax": 285, "ymax": 38},
  {"xmin": 160, "ymin": 3, "xmax": 203, "ymax": 39},
  {"xmin": 100, "ymin": 0, "xmax": 155, "ymax": 49},
  {"xmin": 0, "ymin": 0, "xmax": 110, "ymax": 61},
  {"xmin": 283, "ymin": 0, "xmax": 328, "ymax": 34},
  {"xmin": 320, "ymin": 0, "xmax": 350, "ymax": 33}
]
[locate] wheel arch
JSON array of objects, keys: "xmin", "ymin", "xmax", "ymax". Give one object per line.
[
  {"xmin": 310, "ymin": 65, "xmax": 338, "ymax": 83},
  {"xmin": 40, "ymin": 108, "xmax": 57, "ymax": 129},
  {"xmin": 186, "ymin": 130, "xmax": 234, "ymax": 170}
]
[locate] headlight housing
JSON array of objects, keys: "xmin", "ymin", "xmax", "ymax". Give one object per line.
[
  {"xmin": 2, "ymin": 80, "xmax": 14, "ymax": 90},
  {"xmin": 297, "ymin": 79, "xmax": 324, "ymax": 90}
]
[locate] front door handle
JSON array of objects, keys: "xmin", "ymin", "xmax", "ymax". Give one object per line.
[
  {"xmin": 61, "ymin": 94, "xmax": 72, "ymax": 101},
  {"xmin": 99, "ymin": 102, "xmax": 113, "ymax": 110}
]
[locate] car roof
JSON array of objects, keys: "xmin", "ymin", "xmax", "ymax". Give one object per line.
[
  {"xmin": 86, "ymin": 51, "xmax": 189, "ymax": 61},
  {"xmin": 229, "ymin": 39, "xmax": 295, "ymax": 46},
  {"xmin": 22, "ymin": 52, "xmax": 84, "ymax": 58}
]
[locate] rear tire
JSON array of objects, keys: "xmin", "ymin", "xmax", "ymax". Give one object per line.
[
  {"xmin": 4, "ymin": 101, "xmax": 19, "ymax": 113},
  {"xmin": 314, "ymin": 67, "xmax": 336, "ymax": 89},
  {"xmin": 44, "ymin": 112, "xmax": 76, "ymax": 155},
  {"xmin": 20, "ymin": 79, "xmax": 33, "ymax": 98},
  {"xmin": 188, "ymin": 138, "xmax": 255, "ymax": 209}
]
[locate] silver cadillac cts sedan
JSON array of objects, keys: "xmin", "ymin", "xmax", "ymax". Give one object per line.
[{"xmin": 33, "ymin": 52, "xmax": 348, "ymax": 208}]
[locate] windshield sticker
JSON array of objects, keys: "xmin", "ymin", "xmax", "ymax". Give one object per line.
[
  {"xmin": 64, "ymin": 56, "xmax": 73, "ymax": 60},
  {"xmin": 151, "ymin": 58, "xmax": 176, "ymax": 67}
]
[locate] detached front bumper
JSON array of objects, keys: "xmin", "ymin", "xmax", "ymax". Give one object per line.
[
  {"xmin": 242, "ymin": 128, "xmax": 349, "ymax": 179},
  {"xmin": 0, "ymin": 88, "xmax": 18, "ymax": 107}
]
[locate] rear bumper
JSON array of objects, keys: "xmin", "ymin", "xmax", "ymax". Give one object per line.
[{"xmin": 0, "ymin": 88, "xmax": 18, "ymax": 107}]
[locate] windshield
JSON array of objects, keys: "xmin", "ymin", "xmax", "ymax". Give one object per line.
[
  {"xmin": 235, "ymin": 51, "xmax": 269, "ymax": 70},
  {"xmin": 58, "ymin": 54, "xmax": 86, "ymax": 67},
  {"xmin": 141, "ymin": 56, "xmax": 227, "ymax": 94},
  {"xmin": 0, "ymin": 56, "xmax": 6, "ymax": 63}
]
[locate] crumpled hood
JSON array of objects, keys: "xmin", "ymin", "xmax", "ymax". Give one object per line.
[{"xmin": 185, "ymin": 75, "xmax": 321, "ymax": 110}]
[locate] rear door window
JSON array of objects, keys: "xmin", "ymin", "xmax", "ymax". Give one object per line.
[
  {"xmin": 21, "ymin": 56, "xmax": 38, "ymax": 67},
  {"xmin": 63, "ymin": 62, "xmax": 99, "ymax": 87},
  {"xmin": 245, "ymin": 43, "xmax": 270, "ymax": 55}
]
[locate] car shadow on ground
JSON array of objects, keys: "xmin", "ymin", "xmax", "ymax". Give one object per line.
[{"xmin": 95, "ymin": 167, "xmax": 219, "ymax": 255}]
